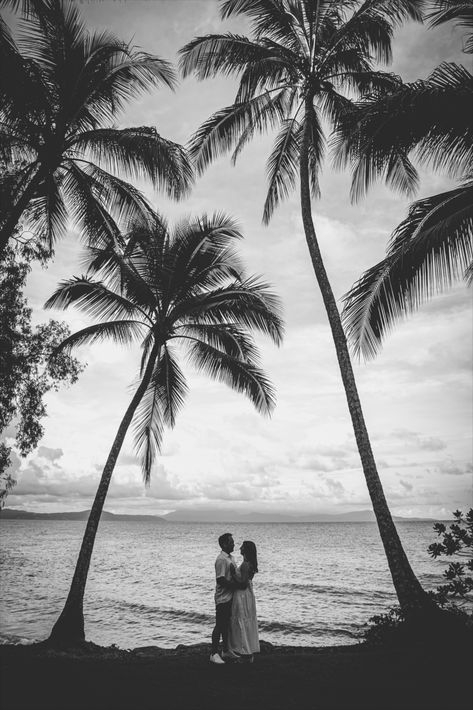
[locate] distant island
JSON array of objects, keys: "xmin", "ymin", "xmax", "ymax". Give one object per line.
[
  {"xmin": 0, "ymin": 508, "xmax": 437, "ymax": 523},
  {"xmin": 0, "ymin": 509, "xmax": 167, "ymax": 522}
]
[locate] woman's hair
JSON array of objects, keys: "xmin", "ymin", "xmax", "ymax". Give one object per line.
[{"xmin": 241, "ymin": 540, "xmax": 258, "ymax": 575}]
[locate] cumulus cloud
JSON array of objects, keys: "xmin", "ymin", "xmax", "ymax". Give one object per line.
[{"xmin": 37, "ymin": 446, "xmax": 64, "ymax": 462}]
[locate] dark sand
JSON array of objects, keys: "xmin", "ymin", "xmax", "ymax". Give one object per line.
[{"xmin": 1, "ymin": 638, "xmax": 471, "ymax": 710}]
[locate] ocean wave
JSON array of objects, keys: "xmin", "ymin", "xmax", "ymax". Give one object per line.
[
  {"xmin": 283, "ymin": 582, "xmax": 394, "ymax": 601},
  {"xmin": 258, "ymin": 618, "xmax": 360, "ymax": 639},
  {"xmin": 94, "ymin": 599, "xmax": 214, "ymax": 626}
]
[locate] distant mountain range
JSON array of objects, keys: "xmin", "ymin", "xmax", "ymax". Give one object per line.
[
  {"xmin": 0, "ymin": 507, "xmax": 436, "ymax": 523},
  {"xmin": 0, "ymin": 509, "xmax": 166, "ymax": 522},
  {"xmin": 161, "ymin": 508, "xmax": 435, "ymax": 523}
]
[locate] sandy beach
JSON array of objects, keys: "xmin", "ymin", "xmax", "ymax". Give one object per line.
[{"xmin": 1, "ymin": 637, "xmax": 471, "ymax": 710}]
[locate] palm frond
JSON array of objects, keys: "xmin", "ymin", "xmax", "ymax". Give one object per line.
[
  {"xmin": 176, "ymin": 322, "xmax": 260, "ymax": 362},
  {"xmin": 22, "ymin": 173, "xmax": 68, "ymax": 250},
  {"xmin": 230, "ymin": 87, "xmax": 297, "ymax": 164},
  {"xmin": 154, "ymin": 345, "xmax": 188, "ymax": 427},
  {"xmin": 75, "ymin": 160, "xmax": 156, "ymax": 233},
  {"xmin": 133, "ymin": 359, "xmax": 164, "ymax": 485},
  {"xmin": 46, "ymin": 319, "xmax": 146, "ymax": 356},
  {"xmin": 69, "ymin": 127, "xmax": 193, "ymax": 200},
  {"xmin": 263, "ymin": 117, "xmax": 301, "ymax": 224},
  {"xmin": 189, "ymin": 91, "xmax": 287, "ymax": 175},
  {"xmin": 179, "ymin": 33, "xmax": 282, "ymax": 79},
  {"xmin": 166, "ymin": 212, "xmax": 244, "ymax": 303},
  {"xmin": 342, "ymin": 182, "xmax": 473, "ymax": 359},
  {"xmin": 172, "ymin": 276, "xmax": 284, "ymax": 346},
  {"xmin": 186, "ymin": 338, "xmax": 276, "ymax": 415},
  {"xmin": 305, "ymin": 101, "xmax": 324, "ymax": 199},
  {"xmin": 44, "ymin": 275, "xmax": 151, "ymax": 323},
  {"xmin": 61, "ymin": 160, "xmax": 124, "ymax": 248},
  {"xmin": 335, "ymin": 62, "xmax": 473, "ymax": 199},
  {"xmin": 81, "ymin": 241, "xmax": 159, "ymax": 312},
  {"xmin": 427, "ymin": 1, "xmax": 473, "ymax": 31},
  {"xmin": 220, "ymin": 0, "xmax": 306, "ymax": 50}
]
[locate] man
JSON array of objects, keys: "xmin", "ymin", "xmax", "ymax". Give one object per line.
[{"xmin": 210, "ymin": 532, "xmax": 239, "ymax": 664}]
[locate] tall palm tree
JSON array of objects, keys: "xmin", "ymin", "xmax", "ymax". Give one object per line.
[
  {"xmin": 44, "ymin": 211, "xmax": 283, "ymax": 644},
  {"xmin": 0, "ymin": 0, "xmax": 193, "ymax": 258},
  {"xmin": 179, "ymin": 0, "xmax": 436, "ymax": 616},
  {"xmin": 340, "ymin": 2, "xmax": 472, "ymax": 358}
]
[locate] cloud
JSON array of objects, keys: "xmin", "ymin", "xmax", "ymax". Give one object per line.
[
  {"xmin": 37, "ymin": 446, "xmax": 64, "ymax": 462},
  {"xmin": 392, "ymin": 429, "xmax": 447, "ymax": 452},
  {"xmin": 440, "ymin": 461, "xmax": 473, "ymax": 477}
]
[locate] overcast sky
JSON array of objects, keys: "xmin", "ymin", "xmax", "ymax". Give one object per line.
[{"xmin": 5, "ymin": 0, "xmax": 472, "ymax": 518}]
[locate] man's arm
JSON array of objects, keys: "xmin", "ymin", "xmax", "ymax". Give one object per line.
[{"xmin": 216, "ymin": 575, "xmax": 236, "ymax": 590}]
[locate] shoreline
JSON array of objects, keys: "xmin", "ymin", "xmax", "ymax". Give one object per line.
[{"xmin": 1, "ymin": 637, "xmax": 471, "ymax": 710}]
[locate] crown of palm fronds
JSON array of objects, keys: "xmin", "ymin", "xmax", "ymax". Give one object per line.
[
  {"xmin": 45, "ymin": 211, "xmax": 284, "ymax": 482},
  {"xmin": 334, "ymin": 62, "xmax": 473, "ymax": 201},
  {"xmin": 180, "ymin": 0, "xmax": 421, "ymax": 223},
  {"xmin": 0, "ymin": 0, "xmax": 193, "ymax": 252}
]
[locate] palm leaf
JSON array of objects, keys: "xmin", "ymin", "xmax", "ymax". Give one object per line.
[
  {"xmin": 263, "ymin": 117, "xmax": 301, "ymax": 224},
  {"xmin": 342, "ymin": 182, "xmax": 473, "ymax": 359},
  {"xmin": 154, "ymin": 345, "xmax": 188, "ymax": 427},
  {"xmin": 133, "ymin": 360, "xmax": 164, "ymax": 485},
  {"xmin": 46, "ymin": 320, "xmax": 147, "ymax": 356},
  {"xmin": 172, "ymin": 276, "xmax": 284, "ymax": 346},
  {"xmin": 69, "ymin": 127, "xmax": 193, "ymax": 200},
  {"xmin": 189, "ymin": 91, "xmax": 287, "ymax": 175},
  {"xmin": 179, "ymin": 33, "xmax": 280, "ymax": 79},
  {"xmin": 186, "ymin": 338, "xmax": 276, "ymax": 415}
]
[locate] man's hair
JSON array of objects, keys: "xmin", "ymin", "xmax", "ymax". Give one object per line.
[{"xmin": 218, "ymin": 532, "xmax": 232, "ymax": 548}]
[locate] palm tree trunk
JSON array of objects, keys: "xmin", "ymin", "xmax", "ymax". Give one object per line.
[
  {"xmin": 299, "ymin": 100, "xmax": 436, "ymax": 616},
  {"xmin": 49, "ymin": 343, "xmax": 160, "ymax": 645},
  {"xmin": 0, "ymin": 168, "xmax": 43, "ymax": 257}
]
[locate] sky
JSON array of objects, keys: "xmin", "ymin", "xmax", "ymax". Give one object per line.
[{"xmin": 4, "ymin": 0, "xmax": 472, "ymax": 519}]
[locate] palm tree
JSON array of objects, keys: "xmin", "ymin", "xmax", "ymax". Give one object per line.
[
  {"xmin": 340, "ymin": 2, "xmax": 472, "ymax": 358},
  {"xmin": 44, "ymin": 211, "xmax": 283, "ymax": 644},
  {"xmin": 179, "ymin": 0, "xmax": 436, "ymax": 616},
  {"xmin": 0, "ymin": 0, "xmax": 193, "ymax": 258}
]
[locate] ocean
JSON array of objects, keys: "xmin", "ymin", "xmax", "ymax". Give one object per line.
[{"xmin": 0, "ymin": 520, "xmax": 458, "ymax": 649}]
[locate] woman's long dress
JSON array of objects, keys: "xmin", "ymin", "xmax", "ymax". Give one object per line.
[{"xmin": 228, "ymin": 567, "xmax": 260, "ymax": 655}]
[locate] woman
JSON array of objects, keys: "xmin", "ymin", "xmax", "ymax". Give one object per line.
[{"xmin": 228, "ymin": 540, "xmax": 260, "ymax": 662}]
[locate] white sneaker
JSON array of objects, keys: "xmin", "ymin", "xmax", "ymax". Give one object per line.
[
  {"xmin": 209, "ymin": 653, "xmax": 225, "ymax": 664},
  {"xmin": 222, "ymin": 650, "xmax": 239, "ymax": 660}
]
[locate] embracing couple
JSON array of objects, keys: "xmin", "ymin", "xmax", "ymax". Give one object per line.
[{"xmin": 210, "ymin": 532, "xmax": 260, "ymax": 664}]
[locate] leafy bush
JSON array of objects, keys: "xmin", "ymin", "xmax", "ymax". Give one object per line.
[
  {"xmin": 428, "ymin": 509, "xmax": 473, "ymax": 603},
  {"xmin": 363, "ymin": 509, "xmax": 473, "ymax": 645}
]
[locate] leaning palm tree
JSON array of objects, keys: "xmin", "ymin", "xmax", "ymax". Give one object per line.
[
  {"xmin": 0, "ymin": 0, "xmax": 192, "ymax": 258},
  {"xmin": 180, "ymin": 0, "xmax": 436, "ymax": 616},
  {"xmin": 45, "ymin": 210, "xmax": 283, "ymax": 644},
  {"xmin": 340, "ymin": 2, "xmax": 472, "ymax": 358}
]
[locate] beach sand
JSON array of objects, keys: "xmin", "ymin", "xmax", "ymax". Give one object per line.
[{"xmin": 1, "ymin": 638, "xmax": 471, "ymax": 710}]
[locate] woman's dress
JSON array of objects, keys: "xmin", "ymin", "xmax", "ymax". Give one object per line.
[{"xmin": 228, "ymin": 566, "xmax": 260, "ymax": 655}]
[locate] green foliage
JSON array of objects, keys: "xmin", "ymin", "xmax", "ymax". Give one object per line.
[{"xmin": 0, "ymin": 241, "xmax": 84, "ymax": 504}]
